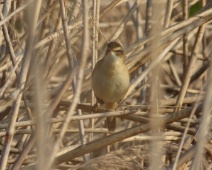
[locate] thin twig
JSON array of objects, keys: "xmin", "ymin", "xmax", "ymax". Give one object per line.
[{"xmin": 0, "ymin": 1, "xmax": 42, "ymax": 169}]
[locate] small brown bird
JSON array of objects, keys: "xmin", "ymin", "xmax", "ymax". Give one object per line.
[{"xmin": 92, "ymin": 41, "xmax": 130, "ymax": 131}]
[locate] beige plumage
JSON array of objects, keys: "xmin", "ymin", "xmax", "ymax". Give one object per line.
[{"xmin": 92, "ymin": 41, "xmax": 130, "ymax": 131}]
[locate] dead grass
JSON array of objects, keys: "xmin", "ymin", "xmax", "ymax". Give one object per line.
[{"xmin": 0, "ymin": 0, "xmax": 212, "ymax": 170}]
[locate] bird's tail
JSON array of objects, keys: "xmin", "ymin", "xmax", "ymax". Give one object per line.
[{"xmin": 105, "ymin": 103, "xmax": 117, "ymax": 132}]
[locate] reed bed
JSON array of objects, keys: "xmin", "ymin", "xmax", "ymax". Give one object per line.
[{"xmin": 0, "ymin": 0, "xmax": 212, "ymax": 169}]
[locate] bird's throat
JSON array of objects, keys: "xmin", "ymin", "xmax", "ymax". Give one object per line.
[{"xmin": 103, "ymin": 52, "xmax": 123, "ymax": 68}]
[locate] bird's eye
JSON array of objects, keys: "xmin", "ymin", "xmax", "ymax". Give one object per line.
[{"xmin": 115, "ymin": 50, "xmax": 123, "ymax": 55}]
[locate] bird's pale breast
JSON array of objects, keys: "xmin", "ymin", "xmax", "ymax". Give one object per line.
[{"xmin": 92, "ymin": 54, "xmax": 129, "ymax": 103}]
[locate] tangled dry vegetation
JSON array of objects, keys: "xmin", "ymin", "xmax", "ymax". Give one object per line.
[{"xmin": 0, "ymin": 0, "xmax": 212, "ymax": 169}]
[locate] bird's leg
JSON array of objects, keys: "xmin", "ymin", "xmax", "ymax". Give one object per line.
[
  {"xmin": 92, "ymin": 102, "xmax": 99, "ymax": 112},
  {"xmin": 92, "ymin": 97, "xmax": 104, "ymax": 112}
]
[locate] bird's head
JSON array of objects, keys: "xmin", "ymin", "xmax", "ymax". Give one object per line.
[{"xmin": 106, "ymin": 41, "xmax": 124, "ymax": 58}]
